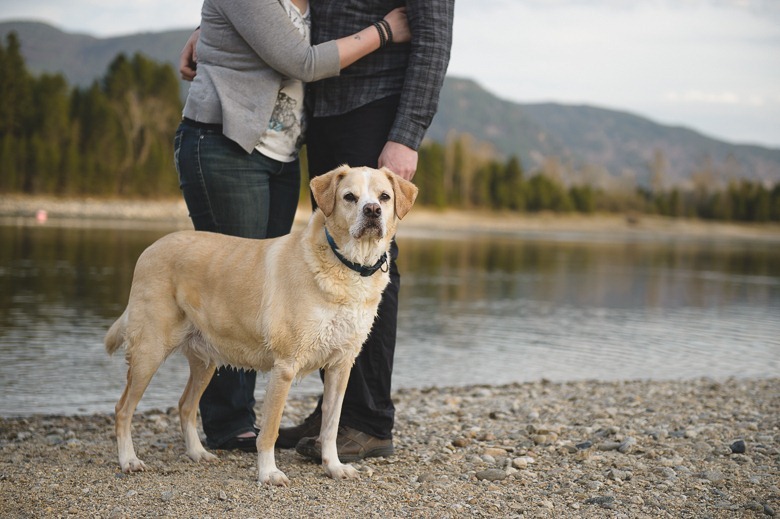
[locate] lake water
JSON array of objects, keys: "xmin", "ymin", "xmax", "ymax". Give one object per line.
[{"xmin": 1, "ymin": 221, "xmax": 779, "ymax": 417}]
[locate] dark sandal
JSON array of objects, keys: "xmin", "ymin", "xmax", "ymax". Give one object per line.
[{"xmin": 210, "ymin": 428, "xmax": 259, "ymax": 452}]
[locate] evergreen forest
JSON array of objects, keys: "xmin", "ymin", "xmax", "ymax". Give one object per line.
[{"xmin": 1, "ymin": 33, "xmax": 779, "ymax": 222}]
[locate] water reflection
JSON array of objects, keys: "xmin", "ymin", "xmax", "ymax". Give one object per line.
[
  {"xmin": 399, "ymin": 235, "xmax": 780, "ymax": 310},
  {"xmin": 1, "ymin": 224, "xmax": 778, "ymax": 416}
]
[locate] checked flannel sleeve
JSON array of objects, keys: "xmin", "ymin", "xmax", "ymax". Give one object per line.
[{"xmin": 387, "ymin": 0, "xmax": 455, "ymax": 151}]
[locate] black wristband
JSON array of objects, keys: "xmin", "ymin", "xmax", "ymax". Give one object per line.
[
  {"xmin": 373, "ymin": 21, "xmax": 387, "ymax": 48},
  {"xmin": 379, "ymin": 19, "xmax": 393, "ymax": 44}
]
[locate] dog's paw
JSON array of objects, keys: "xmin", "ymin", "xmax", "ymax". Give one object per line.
[
  {"xmin": 121, "ymin": 457, "xmax": 147, "ymax": 473},
  {"xmin": 258, "ymin": 469, "xmax": 290, "ymax": 487},
  {"xmin": 325, "ymin": 462, "xmax": 360, "ymax": 480},
  {"xmin": 187, "ymin": 449, "xmax": 218, "ymax": 463}
]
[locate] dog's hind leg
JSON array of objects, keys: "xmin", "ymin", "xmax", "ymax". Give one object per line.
[
  {"xmin": 256, "ymin": 360, "xmax": 296, "ymax": 486},
  {"xmin": 179, "ymin": 350, "xmax": 218, "ymax": 463},
  {"xmin": 115, "ymin": 348, "xmax": 164, "ymax": 473},
  {"xmin": 320, "ymin": 361, "xmax": 360, "ymax": 480}
]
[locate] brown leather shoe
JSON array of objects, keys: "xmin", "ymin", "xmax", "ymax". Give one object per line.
[
  {"xmin": 275, "ymin": 410, "xmax": 322, "ymax": 449},
  {"xmin": 295, "ymin": 425, "xmax": 394, "ymax": 462}
]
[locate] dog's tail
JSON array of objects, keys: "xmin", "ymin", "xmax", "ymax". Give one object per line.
[{"xmin": 105, "ymin": 310, "xmax": 128, "ymax": 356}]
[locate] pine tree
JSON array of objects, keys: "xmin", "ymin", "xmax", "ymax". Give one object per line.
[
  {"xmin": 417, "ymin": 142, "xmax": 446, "ymax": 208},
  {"xmin": 503, "ymin": 156, "xmax": 525, "ymax": 211}
]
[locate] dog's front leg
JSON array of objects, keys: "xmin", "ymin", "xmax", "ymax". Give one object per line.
[
  {"xmin": 257, "ymin": 361, "xmax": 296, "ymax": 487},
  {"xmin": 321, "ymin": 362, "xmax": 360, "ymax": 480}
]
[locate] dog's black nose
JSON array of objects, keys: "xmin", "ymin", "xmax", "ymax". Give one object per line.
[{"xmin": 363, "ymin": 203, "xmax": 381, "ymax": 218}]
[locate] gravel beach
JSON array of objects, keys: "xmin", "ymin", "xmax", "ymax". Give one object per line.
[{"xmin": 1, "ymin": 378, "xmax": 778, "ymax": 518}]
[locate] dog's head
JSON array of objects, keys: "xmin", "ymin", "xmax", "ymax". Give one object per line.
[{"xmin": 311, "ymin": 165, "xmax": 418, "ymax": 241}]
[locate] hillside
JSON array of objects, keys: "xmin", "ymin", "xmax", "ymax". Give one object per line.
[
  {"xmin": 0, "ymin": 21, "xmax": 193, "ymax": 99},
  {"xmin": 2, "ymin": 20, "xmax": 779, "ymax": 186},
  {"xmin": 432, "ymin": 78, "xmax": 780, "ymax": 186}
]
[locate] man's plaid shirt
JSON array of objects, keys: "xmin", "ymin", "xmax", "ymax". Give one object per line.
[{"xmin": 308, "ymin": 0, "xmax": 455, "ymax": 151}]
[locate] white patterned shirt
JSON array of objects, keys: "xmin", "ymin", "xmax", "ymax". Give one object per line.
[{"xmin": 255, "ymin": 0, "xmax": 310, "ymax": 162}]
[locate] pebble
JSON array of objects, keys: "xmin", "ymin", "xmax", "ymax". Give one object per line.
[
  {"xmin": 730, "ymin": 439, "xmax": 747, "ymax": 454},
  {"xmin": 475, "ymin": 469, "xmax": 507, "ymax": 482},
  {"xmin": 452, "ymin": 437, "xmax": 470, "ymax": 448},
  {"xmin": 608, "ymin": 469, "xmax": 631, "ymax": 481},
  {"xmin": 618, "ymin": 437, "xmax": 637, "ymax": 453},
  {"xmin": 585, "ymin": 496, "xmax": 615, "ymax": 507},
  {"xmin": 646, "ymin": 429, "xmax": 668, "ymax": 441},
  {"xmin": 46, "ymin": 434, "xmax": 63, "ymax": 445},
  {"xmin": 480, "ymin": 454, "xmax": 496, "ymax": 464},
  {"xmin": 654, "ymin": 467, "xmax": 677, "ymax": 480},
  {"xmin": 699, "ymin": 470, "xmax": 726, "ymax": 483},
  {"xmin": 482, "ymin": 447, "xmax": 507, "ymax": 458},
  {"xmin": 416, "ymin": 473, "xmax": 436, "ymax": 483},
  {"xmin": 477, "ymin": 431, "xmax": 496, "ymax": 441},
  {"xmin": 512, "ymin": 456, "xmax": 535, "ymax": 469}
]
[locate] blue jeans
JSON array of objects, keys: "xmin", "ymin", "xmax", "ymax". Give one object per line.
[{"xmin": 173, "ymin": 119, "xmax": 300, "ymax": 447}]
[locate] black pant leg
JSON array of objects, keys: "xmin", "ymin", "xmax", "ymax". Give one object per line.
[
  {"xmin": 199, "ymin": 368, "xmax": 258, "ymax": 447},
  {"xmin": 306, "ymin": 96, "xmax": 402, "ymax": 439}
]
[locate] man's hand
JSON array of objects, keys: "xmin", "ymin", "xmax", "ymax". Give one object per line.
[
  {"xmin": 378, "ymin": 141, "xmax": 418, "ymax": 181},
  {"xmin": 179, "ymin": 29, "xmax": 201, "ymax": 81}
]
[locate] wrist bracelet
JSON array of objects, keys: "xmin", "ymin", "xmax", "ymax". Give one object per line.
[
  {"xmin": 379, "ymin": 19, "xmax": 393, "ymax": 44},
  {"xmin": 373, "ymin": 21, "xmax": 387, "ymax": 48}
]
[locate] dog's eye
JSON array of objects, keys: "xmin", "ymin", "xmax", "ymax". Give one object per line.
[
  {"xmin": 343, "ymin": 193, "xmax": 357, "ymax": 203},
  {"xmin": 379, "ymin": 192, "xmax": 391, "ymax": 202}
]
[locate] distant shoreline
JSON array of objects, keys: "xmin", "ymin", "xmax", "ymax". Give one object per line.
[{"xmin": 2, "ymin": 193, "xmax": 779, "ymax": 243}]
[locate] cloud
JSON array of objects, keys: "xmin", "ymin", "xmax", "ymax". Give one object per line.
[
  {"xmin": 1, "ymin": 0, "xmax": 201, "ymax": 37},
  {"xmin": 665, "ymin": 90, "xmax": 766, "ymax": 106}
]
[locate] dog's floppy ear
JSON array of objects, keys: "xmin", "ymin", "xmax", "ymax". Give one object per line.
[
  {"xmin": 311, "ymin": 165, "xmax": 350, "ymax": 217},
  {"xmin": 381, "ymin": 167, "xmax": 418, "ymax": 220}
]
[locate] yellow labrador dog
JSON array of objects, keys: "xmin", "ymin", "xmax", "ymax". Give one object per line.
[{"xmin": 105, "ymin": 165, "xmax": 417, "ymax": 486}]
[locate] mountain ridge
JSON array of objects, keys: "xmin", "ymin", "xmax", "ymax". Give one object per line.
[{"xmin": 2, "ymin": 20, "xmax": 778, "ymax": 186}]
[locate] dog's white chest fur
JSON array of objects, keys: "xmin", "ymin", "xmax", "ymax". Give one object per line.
[{"xmin": 297, "ymin": 302, "xmax": 378, "ymax": 373}]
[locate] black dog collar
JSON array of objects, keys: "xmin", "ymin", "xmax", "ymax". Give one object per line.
[{"xmin": 324, "ymin": 228, "xmax": 388, "ymax": 277}]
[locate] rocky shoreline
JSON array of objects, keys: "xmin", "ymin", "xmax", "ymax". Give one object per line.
[
  {"xmin": 1, "ymin": 378, "xmax": 778, "ymax": 517},
  {"xmin": 2, "ymin": 194, "xmax": 780, "ymax": 242}
]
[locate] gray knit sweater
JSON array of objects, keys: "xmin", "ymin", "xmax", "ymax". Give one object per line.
[{"xmin": 183, "ymin": 0, "xmax": 341, "ymax": 153}]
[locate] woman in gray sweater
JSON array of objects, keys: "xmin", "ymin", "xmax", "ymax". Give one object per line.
[{"xmin": 173, "ymin": 0, "xmax": 409, "ymax": 452}]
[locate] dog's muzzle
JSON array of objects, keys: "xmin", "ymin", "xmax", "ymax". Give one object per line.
[
  {"xmin": 363, "ymin": 203, "xmax": 381, "ymax": 219},
  {"xmin": 353, "ymin": 203, "xmax": 384, "ymax": 238}
]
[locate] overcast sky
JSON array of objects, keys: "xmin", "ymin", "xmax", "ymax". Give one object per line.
[{"xmin": 1, "ymin": 0, "xmax": 778, "ymax": 148}]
